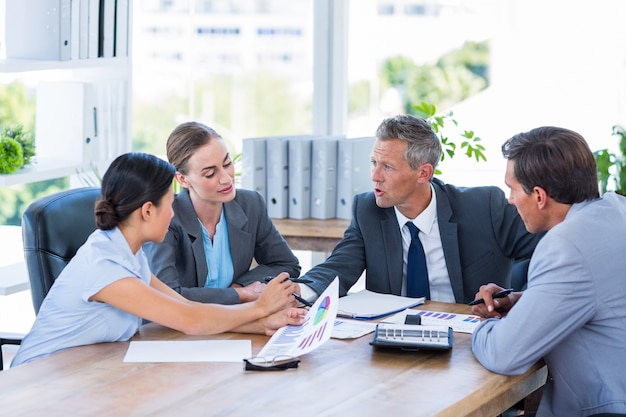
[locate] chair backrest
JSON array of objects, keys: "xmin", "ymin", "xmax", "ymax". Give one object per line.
[
  {"xmin": 511, "ymin": 258, "xmax": 530, "ymax": 291},
  {"xmin": 22, "ymin": 187, "xmax": 100, "ymax": 314}
]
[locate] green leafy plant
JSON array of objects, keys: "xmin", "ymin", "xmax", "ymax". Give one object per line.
[
  {"xmin": 0, "ymin": 137, "xmax": 24, "ymax": 174},
  {"xmin": 3, "ymin": 125, "xmax": 35, "ymax": 165},
  {"xmin": 77, "ymin": 163, "xmax": 103, "ymax": 187},
  {"xmin": 594, "ymin": 125, "xmax": 626, "ymax": 195},
  {"xmin": 413, "ymin": 101, "xmax": 486, "ymax": 172},
  {"xmin": 0, "ymin": 124, "xmax": 36, "ymax": 174}
]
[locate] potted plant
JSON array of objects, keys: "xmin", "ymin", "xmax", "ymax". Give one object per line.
[
  {"xmin": 594, "ymin": 125, "xmax": 626, "ymax": 195},
  {"xmin": 0, "ymin": 124, "xmax": 36, "ymax": 174},
  {"xmin": 413, "ymin": 101, "xmax": 486, "ymax": 173}
]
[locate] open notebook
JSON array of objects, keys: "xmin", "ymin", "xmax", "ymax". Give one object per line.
[{"xmin": 337, "ymin": 290, "xmax": 425, "ymax": 320}]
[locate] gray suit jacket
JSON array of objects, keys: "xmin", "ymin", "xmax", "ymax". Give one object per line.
[
  {"xmin": 472, "ymin": 192, "xmax": 626, "ymax": 416},
  {"xmin": 304, "ymin": 178, "xmax": 542, "ymax": 303},
  {"xmin": 144, "ymin": 189, "xmax": 300, "ymax": 304}
]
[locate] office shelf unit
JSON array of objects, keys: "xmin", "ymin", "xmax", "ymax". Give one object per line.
[
  {"xmin": 0, "ymin": 1, "xmax": 132, "ymax": 299},
  {"xmin": 0, "ymin": 1, "xmax": 132, "ymax": 187}
]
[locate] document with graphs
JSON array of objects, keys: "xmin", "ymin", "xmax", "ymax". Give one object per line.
[{"xmin": 257, "ymin": 278, "xmax": 339, "ymax": 358}]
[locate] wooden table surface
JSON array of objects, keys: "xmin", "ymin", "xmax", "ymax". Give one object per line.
[
  {"xmin": 272, "ymin": 218, "xmax": 350, "ymax": 252},
  {"xmin": 0, "ymin": 301, "xmax": 546, "ymax": 417}
]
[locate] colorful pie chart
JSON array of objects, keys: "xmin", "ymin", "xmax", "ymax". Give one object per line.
[{"xmin": 313, "ymin": 296, "xmax": 331, "ymax": 325}]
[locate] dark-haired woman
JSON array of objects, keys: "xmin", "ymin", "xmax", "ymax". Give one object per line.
[{"xmin": 12, "ymin": 153, "xmax": 305, "ymax": 367}]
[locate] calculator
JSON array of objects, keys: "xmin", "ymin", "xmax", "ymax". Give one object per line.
[{"xmin": 370, "ymin": 323, "xmax": 453, "ymax": 351}]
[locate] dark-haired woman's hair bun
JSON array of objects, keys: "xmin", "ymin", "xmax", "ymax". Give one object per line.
[{"xmin": 94, "ymin": 199, "xmax": 120, "ymax": 230}]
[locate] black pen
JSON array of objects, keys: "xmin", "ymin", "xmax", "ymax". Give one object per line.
[
  {"xmin": 263, "ymin": 276, "xmax": 313, "ymax": 284},
  {"xmin": 468, "ymin": 288, "xmax": 514, "ymax": 306},
  {"xmin": 292, "ymin": 293, "xmax": 313, "ymax": 308},
  {"xmin": 262, "ymin": 276, "xmax": 313, "ymax": 307}
]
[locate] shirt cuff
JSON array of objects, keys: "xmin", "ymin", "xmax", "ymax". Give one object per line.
[{"xmin": 299, "ymin": 283, "xmax": 319, "ymax": 302}]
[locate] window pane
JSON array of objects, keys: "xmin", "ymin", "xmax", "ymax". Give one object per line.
[
  {"xmin": 132, "ymin": 0, "xmax": 314, "ymax": 157},
  {"xmin": 347, "ymin": 0, "xmax": 626, "ymax": 190}
]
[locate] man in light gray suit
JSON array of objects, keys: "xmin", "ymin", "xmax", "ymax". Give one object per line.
[
  {"xmin": 300, "ymin": 114, "xmax": 542, "ymax": 303},
  {"xmin": 471, "ymin": 126, "xmax": 626, "ymax": 416}
]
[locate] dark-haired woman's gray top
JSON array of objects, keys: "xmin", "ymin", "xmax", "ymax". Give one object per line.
[{"xmin": 143, "ymin": 188, "xmax": 301, "ymax": 304}]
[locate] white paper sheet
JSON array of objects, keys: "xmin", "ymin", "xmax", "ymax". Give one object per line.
[
  {"xmin": 331, "ymin": 319, "xmax": 376, "ymax": 339},
  {"xmin": 123, "ymin": 340, "xmax": 252, "ymax": 363},
  {"xmin": 337, "ymin": 290, "xmax": 424, "ymax": 319},
  {"xmin": 382, "ymin": 309, "xmax": 481, "ymax": 334}
]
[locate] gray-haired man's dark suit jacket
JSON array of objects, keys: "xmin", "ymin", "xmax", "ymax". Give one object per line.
[{"xmin": 304, "ymin": 178, "xmax": 542, "ymax": 303}]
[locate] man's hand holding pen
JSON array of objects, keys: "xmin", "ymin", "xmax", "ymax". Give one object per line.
[{"xmin": 470, "ymin": 283, "xmax": 522, "ymax": 319}]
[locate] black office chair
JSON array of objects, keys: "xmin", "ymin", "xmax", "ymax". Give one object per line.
[
  {"xmin": 2, "ymin": 187, "xmax": 99, "ymax": 370},
  {"xmin": 22, "ymin": 187, "xmax": 100, "ymax": 314},
  {"xmin": 511, "ymin": 258, "xmax": 530, "ymax": 291}
]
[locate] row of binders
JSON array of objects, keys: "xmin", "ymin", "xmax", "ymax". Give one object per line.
[
  {"xmin": 5, "ymin": 0, "xmax": 130, "ymax": 61},
  {"xmin": 241, "ymin": 135, "xmax": 376, "ymax": 220}
]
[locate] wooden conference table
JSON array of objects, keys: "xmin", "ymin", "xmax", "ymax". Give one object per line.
[
  {"xmin": 0, "ymin": 301, "xmax": 547, "ymax": 417},
  {"xmin": 273, "ymin": 218, "xmax": 350, "ymax": 253}
]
